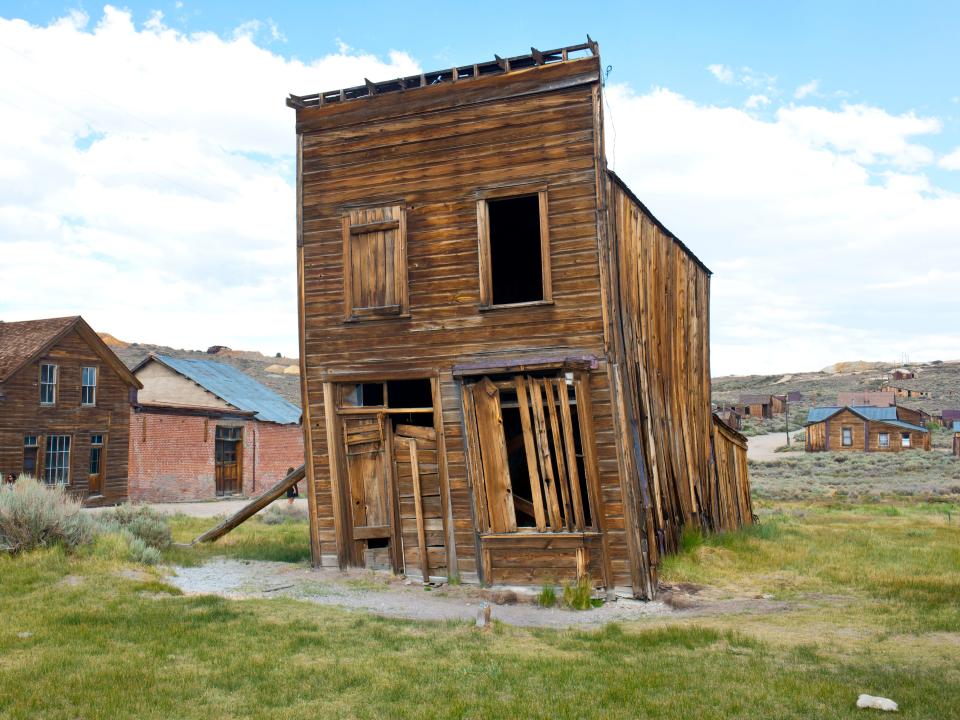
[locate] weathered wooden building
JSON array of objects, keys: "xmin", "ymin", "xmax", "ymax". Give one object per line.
[
  {"xmin": 128, "ymin": 354, "xmax": 303, "ymax": 502},
  {"xmin": 881, "ymin": 384, "xmax": 930, "ymax": 399},
  {"xmin": 738, "ymin": 394, "xmax": 774, "ymax": 419},
  {"xmin": 0, "ymin": 316, "xmax": 140, "ymax": 505},
  {"xmin": 805, "ymin": 406, "xmax": 930, "ymax": 452},
  {"xmin": 288, "ymin": 40, "xmax": 752, "ymax": 598}
]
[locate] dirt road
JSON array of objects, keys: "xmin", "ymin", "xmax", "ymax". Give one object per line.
[{"xmin": 747, "ymin": 432, "xmax": 793, "ymax": 461}]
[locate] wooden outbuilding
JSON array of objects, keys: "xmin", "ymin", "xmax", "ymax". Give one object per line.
[
  {"xmin": 738, "ymin": 394, "xmax": 774, "ymax": 419},
  {"xmin": 0, "ymin": 316, "xmax": 141, "ymax": 505},
  {"xmin": 804, "ymin": 406, "xmax": 930, "ymax": 452},
  {"xmin": 891, "ymin": 369, "xmax": 915, "ymax": 381},
  {"xmin": 128, "ymin": 354, "xmax": 304, "ymax": 502},
  {"xmin": 881, "ymin": 384, "xmax": 930, "ymax": 399},
  {"xmin": 288, "ymin": 40, "xmax": 752, "ymax": 599}
]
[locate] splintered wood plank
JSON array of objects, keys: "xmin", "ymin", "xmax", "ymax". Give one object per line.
[
  {"xmin": 528, "ymin": 377, "xmax": 562, "ymax": 530},
  {"xmin": 471, "ymin": 377, "xmax": 516, "ymax": 533},
  {"xmin": 544, "ymin": 379, "xmax": 573, "ymax": 530},
  {"xmin": 555, "ymin": 378, "xmax": 586, "ymax": 530},
  {"xmin": 514, "ymin": 376, "xmax": 547, "ymax": 531},
  {"xmin": 460, "ymin": 384, "xmax": 491, "ymax": 533},
  {"xmin": 407, "ymin": 438, "xmax": 430, "ymax": 581}
]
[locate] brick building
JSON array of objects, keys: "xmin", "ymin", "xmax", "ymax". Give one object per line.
[{"xmin": 128, "ymin": 354, "xmax": 303, "ymax": 502}]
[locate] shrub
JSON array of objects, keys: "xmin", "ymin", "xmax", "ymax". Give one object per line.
[
  {"xmin": 562, "ymin": 575, "xmax": 595, "ymax": 611},
  {"xmin": 97, "ymin": 504, "xmax": 172, "ymax": 550},
  {"xmin": 537, "ymin": 585, "xmax": 557, "ymax": 608},
  {"xmin": 0, "ymin": 476, "xmax": 94, "ymax": 554},
  {"xmin": 122, "ymin": 532, "xmax": 162, "ymax": 565},
  {"xmin": 259, "ymin": 503, "xmax": 309, "ymax": 525}
]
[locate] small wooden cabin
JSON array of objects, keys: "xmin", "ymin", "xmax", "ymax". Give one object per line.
[
  {"xmin": 805, "ymin": 406, "xmax": 930, "ymax": 452},
  {"xmin": 0, "ymin": 316, "xmax": 141, "ymax": 505},
  {"xmin": 891, "ymin": 369, "xmax": 915, "ymax": 381},
  {"xmin": 288, "ymin": 40, "xmax": 752, "ymax": 598},
  {"xmin": 881, "ymin": 384, "xmax": 930, "ymax": 399},
  {"xmin": 738, "ymin": 394, "xmax": 773, "ymax": 419},
  {"xmin": 128, "ymin": 355, "xmax": 303, "ymax": 502}
]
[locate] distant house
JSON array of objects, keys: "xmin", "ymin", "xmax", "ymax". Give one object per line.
[
  {"xmin": 837, "ymin": 391, "xmax": 896, "ymax": 407},
  {"xmin": 738, "ymin": 394, "xmax": 773, "ymax": 419},
  {"xmin": 804, "ymin": 405, "xmax": 930, "ymax": 452},
  {"xmin": 715, "ymin": 408, "xmax": 743, "ymax": 431},
  {"xmin": 940, "ymin": 409, "xmax": 960, "ymax": 427},
  {"xmin": 0, "ymin": 316, "xmax": 141, "ymax": 505},
  {"xmin": 953, "ymin": 421, "xmax": 960, "ymax": 457},
  {"xmin": 786, "ymin": 391, "xmax": 803, "ymax": 403},
  {"xmin": 891, "ymin": 369, "xmax": 915, "ymax": 381},
  {"xmin": 128, "ymin": 354, "xmax": 303, "ymax": 502},
  {"xmin": 895, "ymin": 405, "xmax": 933, "ymax": 428},
  {"xmin": 880, "ymin": 384, "xmax": 930, "ymax": 399},
  {"xmin": 770, "ymin": 394, "xmax": 788, "ymax": 414}
]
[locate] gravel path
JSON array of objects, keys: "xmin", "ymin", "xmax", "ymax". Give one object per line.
[
  {"xmin": 747, "ymin": 432, "xmax": 793, "ymax": 461},
  {"xmin": 164, "ymin": 558, "xmax": 805, "ymax": 629}
]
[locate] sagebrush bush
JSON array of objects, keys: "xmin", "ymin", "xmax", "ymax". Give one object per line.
[
  {"xmin": 122, "ymin": 531, "xmax": 162, "ymax": 565},
  {"xmin": 0, "ymin": 476, "xmax": 94, "ymax": 553},
  {"xmin": 259, "ymin": 503, "xmax": 309, "ymax": 525},
  {"xmin": 97, "ymin": 504, "xmax": 172, "ymax": 550}
]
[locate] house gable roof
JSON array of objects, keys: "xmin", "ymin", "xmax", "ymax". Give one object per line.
[
  {"xmin": 0, "ymin": 316, "xmax": 140, "ymax": 388},
  {"xmin": 135, "ymin": 354, "xmax": 300, "ymax": 425}
]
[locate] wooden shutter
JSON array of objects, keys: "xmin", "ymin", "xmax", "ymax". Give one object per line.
[{"xmin": 342, "ymin": 204, "xmax": 407, "ymax": 320}]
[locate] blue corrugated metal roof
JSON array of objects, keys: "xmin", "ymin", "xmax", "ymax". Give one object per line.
[
  {"xmin": 805, "ymin": 405, "xmax": 926, "ymax": 433},
  {"xmin": 154, "ymin": 355, "xmax": 300, "ymax": 425}
]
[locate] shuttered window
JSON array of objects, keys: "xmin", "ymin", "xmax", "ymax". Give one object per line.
[{"xmin": 342, "ymin": 204, "xmax": 408, "ymax": 320}]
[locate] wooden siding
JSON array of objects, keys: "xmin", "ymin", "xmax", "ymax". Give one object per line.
[
  {"xmin": 0, "ymin": 329, "xmax": 133, "ymax": 505},
  {"xmin": 805, "ymin": 409, "xmax": 930, "ymax": 452},
  {"xmin": 711, "ymin": 416, "xmax": 752, "ymax": 530}
]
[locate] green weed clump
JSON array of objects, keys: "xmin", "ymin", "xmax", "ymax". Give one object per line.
[
  {"xmin": 537, "ymin": 585, "xmax": 557, "ymax": 608},
  {"xmin": 562, "ymin": 575, "xmax": 594, "ymax": 610},
  {"xmin": 97, "ymin": 504, "xmax": 172, "ymax": 550},
  {"xmin": 0, "ymin": 476, "xmax": 94, "ymax": 554}
]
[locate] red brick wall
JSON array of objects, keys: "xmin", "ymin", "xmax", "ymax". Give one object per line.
[{"xmin": 128, "ymin": 409, "xmax": 304, "ymax": 502}]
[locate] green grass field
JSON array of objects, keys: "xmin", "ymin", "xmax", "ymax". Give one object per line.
[{"xmin": 2, "ymin": 500, "xmax": 958, "ymax": 719}]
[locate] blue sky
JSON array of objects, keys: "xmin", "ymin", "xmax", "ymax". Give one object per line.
[{"xmin": 2, "ymin": 2, "xmax": 959, "ymax": 373}]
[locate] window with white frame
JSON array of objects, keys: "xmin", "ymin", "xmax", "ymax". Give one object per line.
[
  {"xmin": 901, "ymin": 432, "xmax": 911, "ymax": 448},
  {"xmin": 878, "ymin": 432, "xmax": 890, "ymax": 448},
  {"xmin": 43, "ymin": 435, "xmax": 71, "ymax": 484},
  {"xmin": 841, "ymin": 427, "xmax": 853, "ymax": 446},
  {"xmin": 81, "ymin": 367, "xmax": 97, "ymax": 406},
  {"xmin": 40, "ymin": 363, "xmax": 57, "ymax": 405}
]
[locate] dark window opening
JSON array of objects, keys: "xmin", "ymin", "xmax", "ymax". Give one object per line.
[
  {"xmin": 367, "ymin": 537, "xmax": 390, "ymax": 549},
  {"xmin": 342, "ymin": 383, "xmax": 385, "ymax": 407},
  {"xmin": 386, "ymin": 379, "xmax": 432, "ymax": 409},
  {"xmin": 500, "ymin": 400, "xmax": 537, "ymax": 528},
  {"xmin": 488, "ymin": 194, "xmax": 543, "ymax": 305}
]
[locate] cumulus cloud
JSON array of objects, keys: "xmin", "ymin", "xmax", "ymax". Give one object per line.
[
  {"xmin": 605, "ymin": 85, "xmax": 959, "ymax": 373},
  {"xmin": 744, "ymin": 94, "xmax": 770, "ymax": 109},
  {"xmin": 794, "ymin": 79, "xmax": 819, "ymax": 99},
  {"xmin": 940, "ymin": 147, "xmax": 960, "ymax": 170},
  {"xmin": 707, "ymin": 64, "xmax": 776, "ymax": 92},
  {"xmin": 0, "ymin": 7, "xmax": 419, "ymax": 355}
]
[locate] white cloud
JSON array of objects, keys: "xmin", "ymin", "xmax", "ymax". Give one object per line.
[
  {"xmin": 744, "ymin": 94, "xmax": 770, "ymax": 109},
  {"xmin": 794, "ymin": 79, "xmax": 819, "ymax": 99},
  {"xmin": 0, "ymin": 6, "xmax": 419, "ymax": 356},
  {"xmin": 940, "ymin": 147, "xmax": 960, "ymax": 170},
  {"xmin": 707, "ymin": 64, "xmax": 734, "ymax": 84},
  {"xmin": 605, "ymin": 84, "xmax": 959, "ymax": 373}
]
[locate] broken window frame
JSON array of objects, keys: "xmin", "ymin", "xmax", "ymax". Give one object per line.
[
  {"xmin": 901, "ymin": 432, "xmax": 911, "ymax": 448},
  {"xmin": 462, "ymin": 372, "xmax": 598, "ymax": 536},
  {"xmin": 341, "ymin": 203, "xmax": 408, "ymax": 322},
  {"xmin": 476, "ymin": 184, "xmax": 552, "ymax": 310}
]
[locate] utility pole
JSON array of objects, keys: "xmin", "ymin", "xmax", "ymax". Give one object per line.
[{"xmin": 785, "ymin": 399, "xmax": 790, "ymax": 447}]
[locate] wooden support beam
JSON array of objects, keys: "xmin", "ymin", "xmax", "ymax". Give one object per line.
[
  {"xmin": 192, "ymin": 465, "xmax": 305, "ymax": 544},
  {"xmin": 407, "ymin": 438, "xmax": 430, "ymax": 582},
  {"xmin": 530, "ymin": 47, "xmax": 544, "ymax": 65}
]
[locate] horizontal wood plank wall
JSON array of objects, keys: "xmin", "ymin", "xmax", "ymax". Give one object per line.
[
  {"xmin": 607, "ymin": 179, "xmax": 724, "ymax": 567},
  {"xmin": 297, "ymin": 64, "xmax": 621, "ymax": 574},
  {"xmin": 805, "ymin": 411, "xmax": 930, "ymax": 452},
  {"xmin": 0, "ymin": 329, "xmax": 131, "ymax": 506}
]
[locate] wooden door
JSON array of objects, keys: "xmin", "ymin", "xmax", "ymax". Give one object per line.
[
  {"xmin": 467, "ymin": 377, "xmax": 517, "ymax": 533},
  {"xmin": 393, "ymin": 424, "xmax": 446, "ymax": 581},
  {"xmin": 215, "ymin": 426, "xmax": 242, "ymax": 496},
  {"xmin": 88, "ymin": 435, "xmax": 105, "ymax": 495},
  {"xmin": 342, "ymin": 415, "xmax": 397, "ymax": 568}
]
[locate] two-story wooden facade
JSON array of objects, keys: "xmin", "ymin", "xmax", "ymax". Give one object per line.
[
  {"xmin": 288, "ymin": 41, "xmax": 752, "ymax": 598},
  {"xmin": 0, "ymin": 316, "xmax": 141, "ymax": 505}
]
